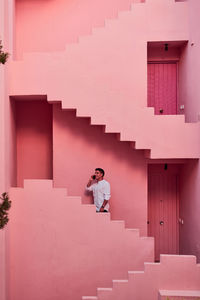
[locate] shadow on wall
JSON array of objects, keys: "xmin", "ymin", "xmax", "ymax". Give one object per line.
[
  {"xmin": 13, "ymin": 99, "xmax": 147, "ymax": 231},
  {"xmin": 15, "ymin": 99, "xmax": 53, "ymax": 187},
  {"xmin": 53, "ymin": 103, "xmax": 148, "ymax": 230}
]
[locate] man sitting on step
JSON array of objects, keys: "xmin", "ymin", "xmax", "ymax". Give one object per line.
[{"xmin": 86, "ymin": 168, "xmax": 111, "ymax": 212}]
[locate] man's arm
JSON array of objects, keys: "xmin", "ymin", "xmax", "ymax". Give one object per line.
[
  {"xmin": 86, "ymin": 176, "xmax": 95, "ymax": 191},
  {"xmin": 100, "ymin": 200, "xmax": 109, "ymax": 212},
  {"xmin": 100, "ymin": 182, "xmax": 111, "ymax": 212}
]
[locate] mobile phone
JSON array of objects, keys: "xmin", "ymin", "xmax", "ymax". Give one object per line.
[{"xmin": 92, "ymin": 175, "xmax": 96, "ymax": 180}]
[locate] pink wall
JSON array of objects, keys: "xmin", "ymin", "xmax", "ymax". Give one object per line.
[
  {"xmin": 15, "ymin": 0, "xmax": 142, "ymax": 58},
  {"xmin": 8, "ymin": 180, "xmax": 154, "ymax": 300},
  {"xmin": 1, "ymin": 0, "xmax": 199, "ymax": 299},
  {"xmin": 179, "ymin": 0, "xmax": 200, "ymax": 123},
  {"xmin": 53, "ymin": 104, "xmax": 147, "ymax": 233},
  {"xmin": 1, "ymin": 1, "xmax": 16, "ymax": 299},
  {"xmin": 177, "ymin": 1, "xmax": 200, "ymax": 262},
  {"xmin": 0, "ymin": 0, "xmax": 16, "ymax": 192},
  {"xmin": 15, "ymin": 100, "xmax": 53, "ymax": 187},
  {"xmin": 147, "ymin": 0, "xmax": 200, "ymax": 263},
  {"xmin": 179, "ymin": 159, "xmax": 200, "ymax": 262},
  {"xmin": 0, "ymin": 66, "xmax": 7, "ymax": 192}
]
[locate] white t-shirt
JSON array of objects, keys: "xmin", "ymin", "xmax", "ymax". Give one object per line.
[{"xmin": 86, "ymin": 179, "xmax": 111, "ymax": 212}]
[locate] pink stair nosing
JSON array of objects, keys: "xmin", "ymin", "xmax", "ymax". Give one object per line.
[
  {"xmin": 9, "ymin": 180, "xmax": 154, "ymax": 300},
  {"xmin": 8, "ymin": 1, "xmax": 199, "ymax": 160},
  {"xmin": 82, "ymin": 297, "xmax": 98, "ymax": 300},
  {"xmin": 159, "ymin": 290, "xmax": 200, "ymax": 300},
  {"xmin": 84, "ymin": 255, "xmax": 200, "ymax": 300}
]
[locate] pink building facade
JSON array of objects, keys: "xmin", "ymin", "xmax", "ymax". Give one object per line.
[{"xmin": 0, "ymin": 0, "xmax": 200, "ymax": 299}]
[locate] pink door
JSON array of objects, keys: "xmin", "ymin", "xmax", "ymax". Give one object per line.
[
  {"xmin": 148, "ymin": 165, "xmax": 179, "ymax": 261},
  {"xmin": 148, "ymin": 63, "xmax": 177, "ymax": 115}
]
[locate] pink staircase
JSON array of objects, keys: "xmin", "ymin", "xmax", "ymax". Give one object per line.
[
  {"xmin": 83, "ymin": 255, "xmax": 200, "ymax": 300},
  {"xmin": 8, "ymin": 1, "xmax": 200, "ymax": 160},
  {"xmin": 9, "ymin": 180, "xmax": 154, "ymax": 300}
]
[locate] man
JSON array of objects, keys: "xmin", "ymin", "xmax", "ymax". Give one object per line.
[{"xmin": 86, "ymin": 168, "xmax": 111, "ymax": 212}]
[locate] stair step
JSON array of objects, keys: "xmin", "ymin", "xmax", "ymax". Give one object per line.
[
  {"xmin": 110, "ymin": 220, "xmax": 125, "ymax": 230},
  {"xmin": 112, "ymin": 279, "xmax": 129, "ymax": 288},
  {"xmin": 24, "ymin": 179, "xmax": 53, "ymax": 189},
  {"xmin": 159, "ymin": 289, "xmax": 200, "ymax": 299},
  {"xmin": 113, "ymin": 279, "xmax": 128, "ymax": 283},
  {"xmin": 66, "ymin": 196, "xmax": 82, "ymax": 205},
  {"xmin": 94, "ymin": 254, "xmax": 200, "ymax": 299},
  {"xmin": 98, "ymin": 288, "xmax": 113, "ymax": 291},
  {"xmin": 82, "ymin": 204, "xmax": 97, "ymax": 212},
  {"xmin": 128, "ymin": 270, "xmax": 144, "ymax": 277},
  {"xmin": 160, "ymin": 254, "xmax": 196, "ymax": 265},
  {"xmin": 111, "ymin": 220, "xmax": 125, "ymax": 225},
  {"xmin": 95, "ymin": 212, "xmax": 111, "ymax": 221},
  {"xmin": 126, "ymin": 228, "xmax": 140, "ymax": 236},
  {"xmin": 82, "ymin": 297, "xmax": 98, "ymax": 300}
]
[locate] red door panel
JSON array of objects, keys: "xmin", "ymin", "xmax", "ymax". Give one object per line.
[
  {"xmin": 148, "ymin": 63, "xmax": 177, "ymax": 115},
  {"xmin": 148, "ymin": 165, "xmax": 179, "ymax": 261}
]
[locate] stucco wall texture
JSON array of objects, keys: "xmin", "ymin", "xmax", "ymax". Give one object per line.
[{"xmin": 0, "ymin": 0, "xmax": 200, "ymax": 300}]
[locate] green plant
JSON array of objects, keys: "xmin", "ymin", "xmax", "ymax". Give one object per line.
[
  {"xmin": 0, "ymin": 192, "xmax": 11, "ymax": 229},
  {"xmin": 0, "ymin": 40, "xmax": 9, "ymax": 64}
]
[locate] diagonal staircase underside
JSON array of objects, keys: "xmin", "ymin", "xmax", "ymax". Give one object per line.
[{"xmin": 9, "ymin": 1, "xmax": 200, "ymax": 159}]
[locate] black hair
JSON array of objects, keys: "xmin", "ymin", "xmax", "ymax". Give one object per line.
[{"xmin": 95, "ymin": 168, "xmax": 105, "ymax": 177}]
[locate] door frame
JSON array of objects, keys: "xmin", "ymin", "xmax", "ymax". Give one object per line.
[{"xmin": 147, "ymin": 61, "xmax": 179, "ymax": 115}]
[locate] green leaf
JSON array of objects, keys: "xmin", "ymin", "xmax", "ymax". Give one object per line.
[{"xmin": 0, "ymin": 192, "xmax": 11, "ymax": 229}]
